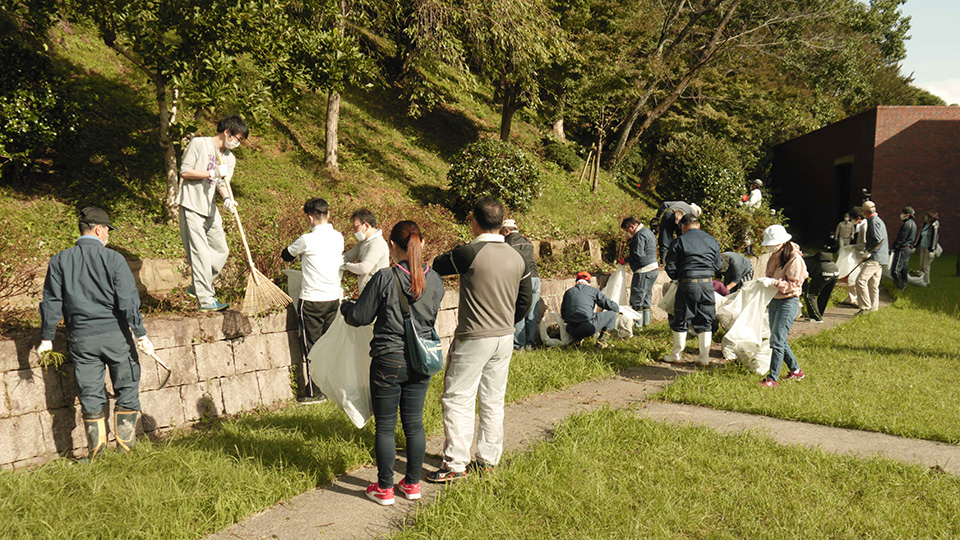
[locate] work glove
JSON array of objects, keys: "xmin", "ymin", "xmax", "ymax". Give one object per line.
[
  {"xmin": 36, "ymin": 340, "xmax": 53, "ymax": 357},
  {"xmin": 137, "ymin": 336, "xmax": 155, "ymax": 356},
  {"xmin": 617, "ymin": 258, "xmax": 625, "ymax": 266},
  {"xmin": 222, "ymin": 197, "xmax": 238, "ymax": 212},
  {"xmin": 757, "ymin": 277, "xmax": 776, "ymax": 287},
  {"xmin": 210, "ymin": 164, "xmax": 233, "ymax": 179}
]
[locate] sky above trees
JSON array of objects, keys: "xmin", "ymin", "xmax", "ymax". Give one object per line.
[{"xmin": 900, "ymin": 0, "xmax": 960, "ymax": 104}]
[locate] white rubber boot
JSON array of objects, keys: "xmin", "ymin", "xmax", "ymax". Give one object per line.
[
  {"xmin": 696, "ymin": 332, "xmax": 712, "ymax": 366},
  {"xmin": 662, "ymin": 332, "xmax": 687, "ymax": 363}
]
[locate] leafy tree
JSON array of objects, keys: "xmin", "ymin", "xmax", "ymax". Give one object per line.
[
  {"xmin": 0, "ymin": 0, "xmax": 76, "ymax": 179},
  {"xmin": 447, "ymin": 138, "xmax": 542, "ymax": 213}
]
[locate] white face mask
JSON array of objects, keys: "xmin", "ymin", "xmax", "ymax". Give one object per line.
[
  {"xmin": 900, "ymin": 214, "xmax": 908, "ymax": 221},
  {"xmin": 224, "ymin": 133, "xmax": 241, "ymax": 150},
  {"xmin": 354, "ymin": 230, "xmax": 366, "ymax": 242},
  {"xmin": 844, "ymin": 216, "xmax": 850, "ymax": 222}
]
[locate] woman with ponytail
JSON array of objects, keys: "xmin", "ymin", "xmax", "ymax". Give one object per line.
[
  {"xmin": 758, "ymin": 224, "xmax": 808, "ymax": 387},
  {"xmin": 341, "ymin": 221, "xmax": 445, "ymax": 506}
]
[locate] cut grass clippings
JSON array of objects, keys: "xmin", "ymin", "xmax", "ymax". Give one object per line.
[
  {"xmin": 394, "ymin": 408, "xmax": 960, "ymax": 539},
  {"xmin": 659, "ymin": 256, "xmax": 960, "ymax": 444},
  {"xmin": 0, "ymin": 333, "xmax": 662, "ymax": 540}
]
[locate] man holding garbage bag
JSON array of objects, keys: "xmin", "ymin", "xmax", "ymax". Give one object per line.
[
  {"xmin": 663, "ymin": 214, "xmax": 721, "ymax": 366},
  {"xmin": 619, "ymin": 217, "xmax": 658, "ymax": 329}
]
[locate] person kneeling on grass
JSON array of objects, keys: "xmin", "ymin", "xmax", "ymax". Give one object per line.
[
  {"xmin": 758, "ymin": 225, "xmax": 808, "ymax": 387},
  {"xmin": 341, "ymin": 221, "xmax": 445, "ymax": 506},
  {"xmin": 560, "ymin": 271, "xmax": 620, "ymax": 349}
]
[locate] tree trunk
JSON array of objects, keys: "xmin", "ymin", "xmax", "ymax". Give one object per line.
[
  {"xmin": 325, "ymin": 90, "xmax": 341, "ymax": 173},
  {"xmin": 499, "ymin": 81, "xmax": 522, "ymax": 142},
  {"xmin": 551, "ymin": 117, "xmax": 565, "ymax": 141},
  {"xmin": 608, "ymin": 85, "xmax": 656, "ymax": 168},
  {"xmin": 592, "ymin": 133, "xmax": 602, "ymax": 193},
  {"xmin": 155, "ymin": 76, "xmax": 179, "ymax": 222}
]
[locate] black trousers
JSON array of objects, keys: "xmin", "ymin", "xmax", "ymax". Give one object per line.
[
  {"xmin": 671, "ymin": 281, "xmax": 715, "ymax": 334},
  {"xmin": 802, "ymin": 277, "xmax": 837, "ymax": 321},
  {"xmin": 299, "ymin": 299, "xmax": 339, "ymax": 397}
]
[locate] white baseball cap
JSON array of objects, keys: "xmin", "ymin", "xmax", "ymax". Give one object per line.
[{"xmin": 502, "ymin": 219, "xmax": 518, "ymax": 231}]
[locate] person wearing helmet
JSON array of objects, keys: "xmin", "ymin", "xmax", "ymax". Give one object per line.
[
  {"xmin": 663, "ymin": 213, "xmax": 721, "ymax": 366},
  {"xmin": 890, "ymin": 206, "xmax": 918, "ymax": 291},
  {"xmin": 758, "ymin": 224, "xmax": 808, "ymax": 387},
  {"xmin": 560, "ymin": 271, "xmax": 620, "ymax": 349}
]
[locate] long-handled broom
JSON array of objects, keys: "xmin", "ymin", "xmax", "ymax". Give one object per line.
[{"xmin": 222, "ymin": 178, "xmax": 292, "ymax": 316}]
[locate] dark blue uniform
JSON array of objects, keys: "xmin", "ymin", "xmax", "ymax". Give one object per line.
[
  {"xmin": 40, "ymin": 236, "xmax": 146, "ymax": 415},
  {"xmin": 802, "ymin": 253, "xmax": 839, "ymax": 321},
  {"xmin": 560, "ymin": 284, "xmax": 619, "ymax": 342},
  {"xmin": 626, "ymin": 226, "xmax": 658, "ymax": 312},
  {"xmin": 717, "ymin": 251, "xmax": 754, "ymax": 293},
  {"xmin": 665, "ymin": 228, "xmax": 721, "ymax": 334},
  {"xmin": 656, "ymin": 201, "xmax": 695, "ymax": 262}
]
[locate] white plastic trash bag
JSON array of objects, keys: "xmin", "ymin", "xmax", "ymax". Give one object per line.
[
  {"xmin": 657, "ymin": 282, "xmax": 678, "ymax": 313},
  {"xmin": 719, "ymin": 280, "xmax": 778, "ymax": 375},
  {"xmin": 539, "ymin": 311, "xmax": 572, "ymax": 347},
  {"xmin": 602, "ymin": 265, "xmax": 631, "ymax": 306},
  {"xmin": 309, "ymin": 314, "xmax": 374, "ymax": 428},
  {"xmin": 615, "ymin": 306, "xmax": 644, "ymax": 339},
  {"xmin": 836, "ymin": 246, "xmax": 861, "ymax": 284}
]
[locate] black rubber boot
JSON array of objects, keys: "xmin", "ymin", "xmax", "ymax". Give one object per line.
[
  {"xmin": 82, "ymin": 414, "xmax": 107, "ymax": 461},
  {"xmin": 114, "ymin": 408, "xmax": 139, "ymax": 453}
]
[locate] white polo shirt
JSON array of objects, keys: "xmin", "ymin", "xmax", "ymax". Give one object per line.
[{"xmin": 286, "ymin": 224, "xmax": 344, "ymax": 302}]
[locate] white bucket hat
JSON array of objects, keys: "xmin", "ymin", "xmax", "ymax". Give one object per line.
[{"xmin": 761, "ymin": 224, "xmax": 791, "ymax": 246}]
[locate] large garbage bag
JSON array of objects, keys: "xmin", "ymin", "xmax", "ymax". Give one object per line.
[
  {"xmin": 717, "ymin": 280, "xmax": 778, "ymax": 375},
  {"xmin": 283, "ymin": 269, "xmax": 303, "ymax": 310},
  {"xmin": 657, "ymin": 282, "xmax": 678, "ymax": 313},
  {"xmin": 539, "ymin": 311, "xmax": 572, "ymax": 347},
  {"xmin": 309, "ymin": 315, "xmax": 374, "ymax": 428},
  {"xmin": 836, "ymin": 246, "xmax": 862, "ymax": 284},
  {"xmin": 601, "ymin": 264, "xmax": 631, "ymax": 306},
  {"xmin": 615, "ymin": 306, "xmax": 644, "ymax": 339}
]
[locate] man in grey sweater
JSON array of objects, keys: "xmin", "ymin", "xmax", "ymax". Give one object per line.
[
  {"xmin": 855, "ymin": 200, "xmax": 888, "ymax": 313},
  {"xmin": 427, "ymin": 197, "xmax": 533, "ymax": 482}
]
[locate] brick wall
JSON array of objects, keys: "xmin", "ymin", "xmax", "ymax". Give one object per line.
[{"xmin": 872, "ymin": 107, "xmax": 960, "ymax": 253}]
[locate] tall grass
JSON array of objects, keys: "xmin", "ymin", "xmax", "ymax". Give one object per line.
[{"xmin": 395, "ymin": 408, "xmax": 960, "ymax": 539}]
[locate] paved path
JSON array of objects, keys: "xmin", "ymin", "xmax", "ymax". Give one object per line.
[{"xmin": 205, "ymin": 295, "xmax": 926, "ymax": 540}]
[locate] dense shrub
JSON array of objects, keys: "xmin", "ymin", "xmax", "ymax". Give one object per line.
[
  {"xmin": 657, "ymin": 132, "xmax": 746, "ymax": 214},
  {"xmin": 541, "ymin": 136, "xmax": 581, "ymax": 172},
  {"xmin": 447, "ymin": 138, "xmax": 543, "ymax": 214}
]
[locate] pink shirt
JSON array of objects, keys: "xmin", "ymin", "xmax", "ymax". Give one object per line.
[{"xmin": 765, "ymin": 243, "xmax": 808, "ymax": 299}]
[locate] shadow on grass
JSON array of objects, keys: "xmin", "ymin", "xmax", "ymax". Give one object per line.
[
  {"xmin": 178, "ymin": 406, "xmax": 375, "ymax": 487},
  {"xmin": 10, "ymin": 55, "xmax": 165, "ymax": 219}
]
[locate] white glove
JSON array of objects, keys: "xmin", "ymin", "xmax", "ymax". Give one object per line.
[
  {"xmin": 210, "ymin": 164, "xmax": 232, "ymax": 179},
  {"xmin": 222, "ymin": 197, "xmax": 238, "ymax": 212},
  {"xmin": 36, "ymin": 340, "xmax": 53, "ymax": 356},
  {"xmin": 757, "ymin": 277, "xmax": 776, "ymax": 287},
  {"xmin": 137, "ymin": 336, "xmax": 155, "ymax": 356}
]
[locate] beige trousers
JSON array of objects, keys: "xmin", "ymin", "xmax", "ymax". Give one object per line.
[{"xmin": 855, "ymin": 260, "xmax": 882, "ymax": 311}]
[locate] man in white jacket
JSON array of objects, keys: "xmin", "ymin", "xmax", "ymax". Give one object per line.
[{"xmin": 343, "ymin": 208, "xmax": 389, "ymax": 292}]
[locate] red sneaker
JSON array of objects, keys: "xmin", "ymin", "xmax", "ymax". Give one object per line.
[
  {"xmin": 783, "ymin": 369, "xmax": 805, "ymax": 381},
  {"xmin": 365, "ymin": 483, "xmax": 395, "ymax": 506},
  {"xmin": 396, "ymin": 478, "xmax": 421, "ymax": 500},
  {"xmin": 759, "ymin": 378, "xmax": 778, "ymax": 387}
]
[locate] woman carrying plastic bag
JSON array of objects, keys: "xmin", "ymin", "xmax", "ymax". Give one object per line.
[{"xmin": 340, "ymin": 221, "xmax": 445, "ymax": 506}]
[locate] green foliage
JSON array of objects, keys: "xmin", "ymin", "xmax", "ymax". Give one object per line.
[
  {"xmin": 539, "ymin": 136, "xmax": 580, "ymax": 171},
  {"xmin": 0, "ymin": 5, "xmax": 76, "ymax": 174},
  {"xmin": 657, "ymin": 132, "xmax": 747, "ymax": 215},
  {"xmin": 447, "ymin": 138, "xmax": 542, "ymax": 214}
]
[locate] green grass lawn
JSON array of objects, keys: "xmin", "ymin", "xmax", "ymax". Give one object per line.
[
  {"xmin": 659, "ymin": 255, "xmax": 960, "ymax": 444},
  {"xmin": 0, "ymin": 334, "xmax": 661, "ymax": 540},
  {"xmin": 394, "ymin": 408, "xmax": 960, "ymax": 540}
]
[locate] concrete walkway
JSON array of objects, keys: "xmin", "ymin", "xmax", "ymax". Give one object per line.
[{"xmin": 205, "ymin": 294, "xmax": 942, "ymax": 540}]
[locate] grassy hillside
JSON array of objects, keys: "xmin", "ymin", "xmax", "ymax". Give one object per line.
[{"xmin": 0, "ymin": 21, "xmax": 643, "ymax": 327}]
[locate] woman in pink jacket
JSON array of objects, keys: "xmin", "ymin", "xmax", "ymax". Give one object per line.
[{"xmin": 759, "ymin": 225, "xmax": 808, "ymax": 387}]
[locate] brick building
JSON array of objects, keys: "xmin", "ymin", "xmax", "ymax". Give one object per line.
[{"xmin": 771, "ymin": 106, "xmax": 960, "ymax": 252}]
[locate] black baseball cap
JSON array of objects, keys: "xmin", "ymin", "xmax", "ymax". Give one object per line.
[{"xmin": 78, "ymin": 207, "xmax": 117, "ymax": 230}]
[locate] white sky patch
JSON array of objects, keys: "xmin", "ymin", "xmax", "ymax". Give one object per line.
[{"xmin": 918, "ymin": 78, "xmax": 960, "ymax": 106}]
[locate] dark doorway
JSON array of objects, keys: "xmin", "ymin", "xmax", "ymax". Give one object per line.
[{"xmin": 835, "ymin": 162, "xmax": 852, "ymax": 220}]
